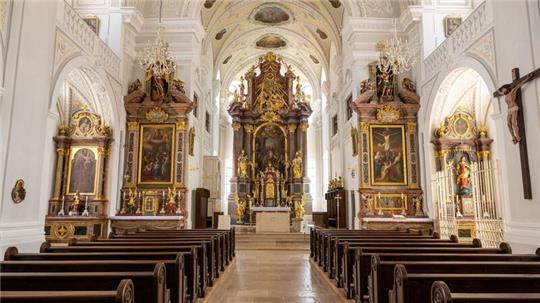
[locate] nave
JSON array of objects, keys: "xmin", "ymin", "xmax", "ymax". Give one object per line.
[{"xmin": 207, "ymin": 250, "xmax": 345, "ymax": 303}]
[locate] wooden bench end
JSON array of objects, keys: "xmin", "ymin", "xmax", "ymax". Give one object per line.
[
  {"xmin": 3, "ymin": 246, "xmax": 18, "ymax": 260},
  {"xmin": 116, "ymin": 279, "xmax": 135, "ymax": 303},
  {"xmin": 431, "ymin": 281, "xmax": 451, "ymax": 303}
]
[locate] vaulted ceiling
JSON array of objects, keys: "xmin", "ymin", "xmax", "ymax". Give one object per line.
[{"xmin": 200, "ymin": 1, "xmax": 344, "ymax": 93}]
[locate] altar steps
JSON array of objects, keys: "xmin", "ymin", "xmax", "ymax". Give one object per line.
[{"xmin": 236, "ymin": 233, "xmax": 309, "ymax": 251}]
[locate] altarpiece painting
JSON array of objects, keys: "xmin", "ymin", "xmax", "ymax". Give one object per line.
[
  {"xmin": 138, "ymin": 124, "xmax": 175, "ymax": 184},
  {"xmin": 67, "ymin": 146, "xmax": 98, "ymax": 194},
  {"xmin": 370, "ymin": 125, "xmax": 407, "ymax": 185}
]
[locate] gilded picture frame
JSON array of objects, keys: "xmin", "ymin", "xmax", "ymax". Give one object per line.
[
  {"xmin": 369, "ymin": 124, "xmax": 408, "ymax": 186},
  {"xmin": 143, "ymin": 191, "xmax": 158, "ymax": 216},
  {"xmin": 375, "ymin": 193, "xmax": 407, "ymax": 210},
  {"xmin": 66, "ymin": 146, "xmax": 99, "ymax": 195},
  {"xmin": 138, "ymin": 124, "xmax": 176, "ymax": 185},
  {"xmin": 83, "ymin": 16, "xmax": 100, "ymax": 35},
  {"xmin": 444, "ymin": 16, "xmax": 462, "ymax": 37}
]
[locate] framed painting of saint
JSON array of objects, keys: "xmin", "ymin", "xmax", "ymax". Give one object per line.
[
  {"xmin": 67, "ymin": 146, "xmax": 98, "ymax": 195},
  {"xmin": 369, "ymin": 125, "xmax": 407, "ymax": 185},
  {"xmin": 138, "ymin": 124, "xmax": 175, "ymax": 185}
]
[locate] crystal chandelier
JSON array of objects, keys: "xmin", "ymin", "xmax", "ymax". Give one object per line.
[
  {"xmin": 377, "ymin": 20, "xmax": 416, "ymax": 75},
  {"xmin": 138, "ymin": 0, "xmax": 176, "ymax": 77}
]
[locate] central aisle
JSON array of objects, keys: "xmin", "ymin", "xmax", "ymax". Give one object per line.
[{"xmin": 206, "ymin": 250, "xmax": 346, "ymax": 303}]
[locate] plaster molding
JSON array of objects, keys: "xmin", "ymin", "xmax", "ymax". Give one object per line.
[
  {"xmin": 55, "ymin": 1, "xmax": 121, "ymax": 82},
  {"xmin": 343, "ymin": 17, "xmax": 395, "ymax": 43},
  {"xmin": 423, "ymin": 1, "xmax": 493, "ymax": 81}
]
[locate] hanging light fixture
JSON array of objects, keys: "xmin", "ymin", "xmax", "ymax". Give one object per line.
[
  {"xmin": 138, "ymin": 0, "xmax": 176, "ymax": 77},
  {"xmin": 377, "ymin": 19, "xmax": 416, "ymax": 75}
]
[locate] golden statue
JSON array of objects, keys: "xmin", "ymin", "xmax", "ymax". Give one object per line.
[
  {"xmin": 166, "ymin": 187, "xmax": 178, "ymax": 214},
  {"xmin": 235, "ymin": 193, "xmax": 246, "ymax": 222},
  {"xmin": 70, "ymin": 191, "xmax": 81, "ymax": 215},
  {"xmin": 291, "ymin": 151, "xmax": 303, "ymax": 179},
  {"xmin": 295, "ymin": 196, "xmax": 305, "ymax": 219},
  {"xmin": 237, "ymin": 150, "xmax": 249, "ymax": 178}
]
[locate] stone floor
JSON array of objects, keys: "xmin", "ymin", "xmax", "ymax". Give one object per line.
[{"xmin": 205, "ymin": 250, "xmax": 346, "ymax": 303}]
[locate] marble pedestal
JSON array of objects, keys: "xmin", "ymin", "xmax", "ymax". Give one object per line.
[{"xmin": 256, "ymin": 212, "xmax": 290, "ymax": 233}]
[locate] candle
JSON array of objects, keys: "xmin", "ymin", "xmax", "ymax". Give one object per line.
[
  {"xmin": 62, "ymin": 195, "xmax": 65, "ymax": 203},
  {"xmin": 378, "ymin": 192, "xmax": 381, "ymax": 199}
]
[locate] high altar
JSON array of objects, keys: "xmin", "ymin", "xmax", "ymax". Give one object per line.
[
  {"xmin": 228, "ymin": 52, "xmax": 312, "ymax": 226},
  {"xmin": 351, "ymin": 63, "xmax": 432, "ymax": 232},
  {"xmin": 111, "ymin": 70, "xmax": 194, "ymax": 234}
]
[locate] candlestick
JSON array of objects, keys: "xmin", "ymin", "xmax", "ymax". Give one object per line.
[
  {"xmin": 82, "ymin": 196, "xmax": 89, "ymax": 216},
  {"xmin": 57, "ymin": 195, "xmax": 66, "ymax": 216}
]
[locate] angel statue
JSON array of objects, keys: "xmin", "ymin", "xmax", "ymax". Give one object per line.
[
  {"xmin": 165, "ymin": 187, "xmax": 178, "ymax": 214},
  {"xmin": 291, "ymin": 151, "xmax": 303, "ymax": 179}
]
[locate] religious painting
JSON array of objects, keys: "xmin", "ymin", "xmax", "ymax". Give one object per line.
[
  {"xmin": 67, "ymin": 146, "xmax": 98, "ymax": 194},
  {"xmin": 138, "ymin": 124, "xmax": 175, "ymax": 184},
  {"xmin": 143, "ymin": 191, "xmax": 158, "ymax": 216},
  {"xmin": 256, "ymin": 35, "xmax": 287, "ymax": 49},
  {"xmin": 83, "ymin": 16, "xmax": 100, "ymax": 35},
  {"xmin": 375, "ymin": 193, "xmax": 407, "ymax": 210},
  {"xmin": 444, "ymin": 16, "xmax": 462, "ymax": 37},
  {"xmin": 11, "ymin": 179, "xmax": 26, "ymax": 204},
  {"xmin": 253, "ymin": 6, "xmax": 290, "ymax": 25},
  {"xmin": 254, "ymin": 124, "xmax": 286, "ymax": 176},
  {"xmin": 78, "ymin": 116, "xmax": 92, "ymax": 135},
  {"xmin": 370, "ymin": 125, "xmax": 407, "ymax": 185}
]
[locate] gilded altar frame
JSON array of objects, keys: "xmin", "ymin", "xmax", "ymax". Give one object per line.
[
  {"xmin": 369, "ymin": 124, "xmax": 408, "ymax": 186},
  {"xmin": 137, "ymin": 124, "xmax": 176, "ymax": 185},
  {"xmin": 66, "ymin": 146, "xmax": 100, "ymax": 195}
]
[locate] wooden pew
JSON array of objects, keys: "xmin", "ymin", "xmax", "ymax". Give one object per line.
[
  {"xmin": 393, "ymin": 264, "xmax": 540, "ymax": 303},
  {"xmin": 38, "ymin": 243, "xmax": 205, "ymax": 301},
  {"xmin": 330, "ymin": 236, "xmax": 458, "ymax": 282},
  {"xmin": 118, "ymin": 229, "xmax": 234, "ymax": 265},
  {"xmin": 431, "ymin": 281, "xmax": 540, "ymax": 303},
  {"xmin": 1, "ymin": 252, "xmax": 184, "ymax": 303},
  {"xmin": 76, "ymin": 237, "xmax": 218, "ymax": 284},
  {"xmin": 5, "ymin": 247, "xmax": 197, "ymax": 303},
  {"xmin": 372, "ymin": 258, "xmax": 540, "ymax": 303},
  {"xmin": 0, "ymin": 263, "xmax": 167, "ymax": 303},
  {"xmin": 368, "ymin": 251, "xmax": 540, "ymax": 303},
  {"xmin": 97, "ymin": 236, "xmax": 222, "ymax": 276},
  {"xmin": 0, "ymin": 279, "xmax": 134, "ymax": 303},
  {"xmin": 350, "ymin": 244, "xmax": 511, "ymax": 301}
]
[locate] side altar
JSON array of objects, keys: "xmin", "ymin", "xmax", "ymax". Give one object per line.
[
  {"xmin": 351, "ymin": 63, "xmax": 432, "ymax": 232},
  {"xmin": 111, "ymin": 69, "xmax": 194, "ymax": 234},
  {"xmin": 228, "ymin": 52, "xmax": 312, "ymax": 228}
]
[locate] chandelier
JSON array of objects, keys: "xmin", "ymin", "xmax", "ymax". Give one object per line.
[
  {"xmin": 377, "ymin": 20, "xmax": 416, "ymax": 75},
  {"xmin": 138, "ymin": 0, "xmax": 176, "ymax": 77}
]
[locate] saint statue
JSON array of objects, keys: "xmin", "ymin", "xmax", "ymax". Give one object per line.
[
  {"xmin": 361, "ymin": 193, "xmax": 374, "ymax": 214},
  {"xmin": 378, "ymin": 72, "xmax": 394, "ymax": 100},
  {"xmin": 456, "ymin": 156, "xmax": 472, "ymax": 196},
  {"xmin": 165, "ymin": 187, "xmax": 177, "ymax": 214},
  {"xmin": 291, "ymin": 151, "xmax": 303, "ymax": 179},
  {"xmin": 126, "ymin": 188, "xmax": 137, "ymax": 214},
  {"xmin": 237, "ymin": 150, "xmax": 249, "ymax": 178},
  {"xmin": 70, "ymin": 191, "xmax": 81, "ymax": 215}
]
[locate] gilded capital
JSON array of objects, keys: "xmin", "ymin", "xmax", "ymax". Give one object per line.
[
  {"xmin": 288, "ymin": 124, "xmax": 297, "ymax": 133},
  {"xmin": 127, "ymin": 122, "xmax": 139, "ymax": 131},
  {"xmin": 232, "ymin": 122, "xmax": 241, "ymax": 132},
  {"xmin": 244, "ymin": 124, "xmax": 254, "ymax": 133},
  {"xmin": 98, "ymin": 147, "xmax": 109, "ymax": 156},
  {"xmin": 176, "ymin": 120, "xmax": 188, "ymax": 131},
  {"xmin": 299, "ymin": 123, "xmax": 308, "ymax": 132},
  {"xmin": 56, "ymin": 147, "xmax": 67, "ymax": 156},
  {"xmin": 360, "ymin": 122, "xmax": 369, "ymax": 132},
  {"xmin": 407, "ymin": 122, "xmax": 417, "ymax": 133}
]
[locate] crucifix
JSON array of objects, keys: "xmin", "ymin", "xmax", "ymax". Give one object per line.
[
  {"xmin": 335, "ymin": 194, "xmax": 342, "ymax": 229},
  {"xmin": 493, "ymin": 67, "xmax": 540, "ymax": 199}
]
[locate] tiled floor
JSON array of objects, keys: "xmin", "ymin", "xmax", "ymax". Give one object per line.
[{"xmin": 206, "ymin": 250, "xmax": 345, "ymax": 303}]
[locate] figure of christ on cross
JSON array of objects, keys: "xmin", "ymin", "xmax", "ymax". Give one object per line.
[{"xmin": 493, "ymin": 67, "xmax": 540, "ymax": 199}]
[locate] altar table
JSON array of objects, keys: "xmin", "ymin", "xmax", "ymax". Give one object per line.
[{"xmin": 255, "ymin": 209, "xmax": 290, "ymax": 233}]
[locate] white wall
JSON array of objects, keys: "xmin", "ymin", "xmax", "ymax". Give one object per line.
[{"xmin": 0, "ymin": 0, "xmax": 58, "ymax": 254}]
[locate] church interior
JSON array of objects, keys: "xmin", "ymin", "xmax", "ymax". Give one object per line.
[{"xmin": 1, "ymin": 0, "xmax": 540, "ymax": 302}]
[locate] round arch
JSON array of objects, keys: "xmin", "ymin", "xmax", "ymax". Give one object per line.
[{"xmin": 420, "ymin": 55, "xmax": 509, "ymax": 218}]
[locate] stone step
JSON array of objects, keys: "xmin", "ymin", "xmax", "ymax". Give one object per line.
[{"xmin": 235, "ymin": 233, "xmax": 310, "ymax": 251}]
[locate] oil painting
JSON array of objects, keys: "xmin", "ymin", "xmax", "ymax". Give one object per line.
[
  {"xmin": 138, "ymin": 124, "xmax": 175, "ymax": 184},
  {"xmin": 67, "ymin": 147, "xmax": 98, "ymax": 194},
  {"xmin": 370, "ymin": 125, "xmax": 407, "ymax": 185}
]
